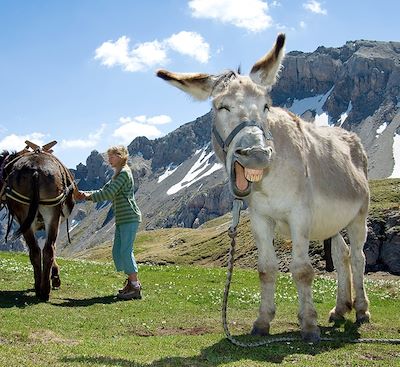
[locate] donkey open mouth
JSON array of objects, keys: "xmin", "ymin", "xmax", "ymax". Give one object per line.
[
  {"xmin": 231, "ymin": 142, "xmax": 272, "ymax": 197},
  {"xmin": 234, "ymin": 161, "xmax": 264, "ymax": 191}
]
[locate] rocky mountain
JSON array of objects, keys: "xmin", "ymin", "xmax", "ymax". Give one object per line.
[
  {"xmin": 1, "ymin": 38, "xmax": 400, "ymax": 274},
  {"xmin": 272, "ymin": 39, "xmax": 400, "ymax": 178}
]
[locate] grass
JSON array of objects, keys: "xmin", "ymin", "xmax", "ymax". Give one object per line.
[
  {"xmin": 369, "ymin": 178, "xmax": 400, "ymax": 220},
  {"xmin": 0, "ymin": 251, "xmax": 399, "ymax": 366}
]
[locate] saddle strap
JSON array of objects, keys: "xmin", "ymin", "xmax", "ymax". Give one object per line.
[{"xmin": 5, "ymin": 187, "xmax": 66, "ymax": 207}]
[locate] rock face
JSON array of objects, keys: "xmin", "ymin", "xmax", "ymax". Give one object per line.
[
  {"xmin": 72, "ymin": 150, "xmax": 113, "ymax": 190},
  {"xmin": 272, "ymin": 40, "xmax": 400, "ymax": 179},
  {"xmin": 128, "ymin": 112, "xmax": 212, "ymax": 171},
  {"xmin": 366, "ymin": 212, "xmax": 400, "ymax": 275}
]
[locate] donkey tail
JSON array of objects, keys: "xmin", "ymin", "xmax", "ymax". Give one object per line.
[{"xmin": 16, "ymin": 171, "xmax": 39, "ymax": 236}]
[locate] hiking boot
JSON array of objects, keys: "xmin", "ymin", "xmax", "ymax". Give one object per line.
[
  {"xmin": 117, "ymin": 282, "xmax": 142, "ymax": 300},
  {"xmin": 118, "ymin": 279, "xmax": 130, "ymax": 294}
]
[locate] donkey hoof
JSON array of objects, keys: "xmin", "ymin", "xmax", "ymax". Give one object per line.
[
  {"xmin": 251, "ymin": 325, "xmax": 270, "ymax": 337},
  {"xmin": 52, "ymin": 276, "xmax": 61, "ymax": 289},
  {"xmin": 356, "ymin": 311, "xmax": 370, "ymax": 325},
  {"xmin": 301, "ymin": 327, "xmax": 321, "ymax": 343},
  {"xmin": 38, "ymin": 294, "xmax": 50, "ymax": 302},
  {"xmin": 328, "ymin": 310, "xmax": 345, "ymax": 324}
]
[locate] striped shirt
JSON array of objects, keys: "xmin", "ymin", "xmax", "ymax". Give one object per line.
[{"xmin": 90, "ymin": 165, "xmax": 142, "ymax": 224}]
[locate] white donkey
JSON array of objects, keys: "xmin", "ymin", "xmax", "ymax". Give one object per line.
[{"xmin": 157, "ymin": 34, "xmax": 370, "ymax": 342}]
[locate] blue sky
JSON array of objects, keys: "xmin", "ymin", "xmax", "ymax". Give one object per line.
[{"xmin": 0, "ymin": 0, "xmax": 399, "ymax": 168}]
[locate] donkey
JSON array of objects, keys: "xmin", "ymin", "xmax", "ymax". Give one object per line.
[
  {"xmin": 157, "ymin": 34, "xmax": 370, "ymax": 342},
  {"xmin": 0, "ymin": 144, "xmax": 75, "ymax": 301}
]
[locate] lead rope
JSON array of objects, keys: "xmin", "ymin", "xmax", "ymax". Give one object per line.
[{"xmin": 222, "ymin": 199, "xmax": 400, "ymax": 347}]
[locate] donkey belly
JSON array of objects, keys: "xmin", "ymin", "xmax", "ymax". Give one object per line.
[
  {"xmin": 250, "ymin": 192, "xmax": 364, "ymax": 241},
  {"xmin": 309, "ymin": 197, "xmax": 364, "ymax": 240}
]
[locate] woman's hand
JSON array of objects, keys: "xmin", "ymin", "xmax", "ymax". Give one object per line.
[{"xmin": 75, "ymin": 190, "xmax": 90, "ymax": 201}]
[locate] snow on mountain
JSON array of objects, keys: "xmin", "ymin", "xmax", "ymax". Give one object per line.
[
  {"xmin": 338, "ymin": 101, "xmax": 352, "ymax": 126},
  {"xmin": 157, "ymin": 164, "xmax": 180, "ymax": 183},
  {"xmin": 390, "ymin": 133, "xmax": 400, "ymax": 178},
  {"xmin": 375, "ymin": 122, "xmax": 388, "ymax": 138},
  {"xmin": 287, "ymin": 86, "xmax": 334, "ymax": 127},
  {"xmin": 166, "ymin": 145, "xmax": 223, "ymax": 195}
]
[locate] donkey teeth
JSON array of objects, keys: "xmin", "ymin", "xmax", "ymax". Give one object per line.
[{"xmin": 244, "ymin": 168, "xmax": 263, "ymax": 182}]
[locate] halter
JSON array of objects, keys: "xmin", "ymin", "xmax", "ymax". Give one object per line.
[{"xmin": 212, "ymin": 120, "xmax": 273, "ymax": 153}]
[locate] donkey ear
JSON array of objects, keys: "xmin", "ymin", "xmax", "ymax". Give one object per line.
[
  {"xmin": 156, "ymin": 70, "xmax": 217, "ymax": 101},
  {"xmin": 249, "ymin": 33, "xmax": 286, "ymax": 87}
]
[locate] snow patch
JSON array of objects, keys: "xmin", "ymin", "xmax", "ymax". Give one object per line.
[
  {"xmin": 158, "ymin": 164, "xmax": 179, "ymax": 183},
  {"xmin": 375, "ymin": 122, "xmax": 388, "ymax": 138},
  {"xmin": 389, "ymin": 133, "xmax": 400, "ymax": 178},
  {"xmin": 167, "ymin": 147, "xmax": 223, "ymax": 195},
  {"xmin": 68, "ymin": 219, "xmax": 80, "ymax": 232},
  {"xmin": 287, "ymin": 87, "xmax": 334, "ymax": 126},
  {"xmin": 338, "ymin": 101, "xmax": 352, "ymax": 126}
]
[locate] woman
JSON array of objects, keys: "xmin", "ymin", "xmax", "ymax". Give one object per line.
[{"xmin": 77, "ymin": 145, "xmax": 142, "ymax": 300}]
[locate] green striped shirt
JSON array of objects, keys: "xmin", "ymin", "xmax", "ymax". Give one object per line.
[{"xmin": 90, "ymin": 166, "xmax": 142, "ymax": 224}]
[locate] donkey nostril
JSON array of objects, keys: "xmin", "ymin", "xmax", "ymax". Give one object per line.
[{"xmin": 236, "ymin": 148, "xmax": 251, "ymax": 156}]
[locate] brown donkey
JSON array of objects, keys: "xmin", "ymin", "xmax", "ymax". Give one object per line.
[
  {"xmin": 0, "ymin": 142, "xmax": 75, "ymax": 301},
  {"xmin": 157, "ymin": 34, "xmax": 370, "ymax": 342}
]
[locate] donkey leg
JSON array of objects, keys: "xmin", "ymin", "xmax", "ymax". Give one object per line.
[
  {"xmin": 24, "ymin": 230, "xmax": 42, "ymax": 295},
  {"xmin": 329, "ymin": 233, "xmax": 352, "ymax": 322},
  {"xmin": 51, "ymin": 259, "xmax": 61, "ymax": 289},
  {"xmin": 249, "ymin": 215, "xmax": 277, "ymax": 336},
  {"xmin": 41, "ymin": 241, "xmax": 56, "ymax": 301},
  {"xmin": 346, "ymin": 212, "xmax": 370, "ymax": 324},
  {"xmin": 41, "ymin": 208, "xmax": 61, "ymax": 301},
  {"xmin": 290, "ymin": 225, "xmax": 320, "ymax": 342}
]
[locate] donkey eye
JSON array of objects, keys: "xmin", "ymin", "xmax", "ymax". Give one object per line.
[
  {"xmin": 264, "ymin": 104, "xmax": 270, "ymax": 112},
  {"xmin": 218, "ymin": 105, "xmax": 230, "ymax": 112}
]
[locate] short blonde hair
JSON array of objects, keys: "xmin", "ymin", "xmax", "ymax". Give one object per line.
[
  {"xmin": 107, "ymin": 145, "xmax": 129, "ymax": 165},
  {"xmin": 107, "ymin": 145, "xmax": 129, "ymax": 177}
]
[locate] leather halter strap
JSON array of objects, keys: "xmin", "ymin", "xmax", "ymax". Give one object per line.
[{"xmin": 212, "ymin": 120, "xmax": 273, "ymax": 153}]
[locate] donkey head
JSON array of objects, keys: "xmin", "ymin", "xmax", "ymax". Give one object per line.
[{"xmin": 157, "ymin": 34, "xmax": 285, "ymax": 197}]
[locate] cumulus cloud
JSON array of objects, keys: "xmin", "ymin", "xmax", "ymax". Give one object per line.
[
  {"xmin": 0, "ymin": 132, "xmax": 47, "ymax": 152},
  {"xmin": 60, "ymin": 124, "xmax": 106, "ymax": 149},
  {"xmin": 147, "ymin": 115, "xmax": 172, "ymax": 125},
  {"xmin": 95, "ymin": 36, "xmax": 167, "ymax": 72},
  {"xmin": 113, "ymin": 115, "xmax": 171, "ymax": 144},
  {"xmin": 188, "ymin": 0, "xmax": 272, "ymax": 32},
  {"xmin": 95, "ymin": 31, "xmax": 210, "ymax": 71},
  {"xmin": 303, "ymin": 0, "xmax": 327, "ymax": 15},
  {"xmin": 166, "ymin": 31, "xmax": 210, "ymax": 63}
]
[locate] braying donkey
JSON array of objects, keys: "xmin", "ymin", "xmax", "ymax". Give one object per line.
[
  {"xmin": 157, "ymin": 34, "xmax": 370, "ymax": 342},
  {"xmin": 0, "ymin": 141, "xmax": 76, "ymax": 301}
]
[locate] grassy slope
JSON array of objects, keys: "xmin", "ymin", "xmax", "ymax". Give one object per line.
[
  {"xmin": 0, "ymin": 252, "xmax": 399, "ymax": 367},
  {"xmin": 75, "ymin": 179, "xmax": 400, "ymax": 270}
]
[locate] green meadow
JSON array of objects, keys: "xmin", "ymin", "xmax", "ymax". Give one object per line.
[{"xmin": 0, "ymin": 251, "xmax": 399, "ymax": 367}]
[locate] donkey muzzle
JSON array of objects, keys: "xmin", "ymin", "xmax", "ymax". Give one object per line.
[{"xmin": 234, "ymin": 145, "xmax": 273, "ymax": 169}]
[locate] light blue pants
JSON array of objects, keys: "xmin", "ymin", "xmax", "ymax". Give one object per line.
[{"xmin": 112, "ymin": 222, "xmax": 139, "ymax": 274}]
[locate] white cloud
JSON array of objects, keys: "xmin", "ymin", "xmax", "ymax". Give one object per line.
[
  {"xmin": 129, "ymin": 40, "xmax": 168, "ymax": 70},
  {"xmin": 189, "ymin": 0, "xmax": 272, "ymax": 32},
  {"xmin": 166, "ymin": 31, "xmax": 210, "ymax": 63},
  {"xmin": 0, "ymin": 132, "xmax": 47, "ymax": 152},
  {"xmin": 113, "ymin": 116, "xmax": 167, "ymax": 144},
  {"xmin": 95, "ymin": 36, "xmax": 168, "ymax": 72},
  {"xmin": 303, "ymin": 0, "xmax": 327, "ymax": 15},
  {"xmin": 95, "ymin": 31, "xmax": 211, "ymax": 72},
  {"xmin": 300, "ymin": 21, "xmax": 307, "ymax": 28},
  {"xmin": 60, "ymin": 124, "xmax": 106, "ymax": 149},
  {"xmin": 147, "ymin": 115, "xmax": 172, "ymax": 125}
]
